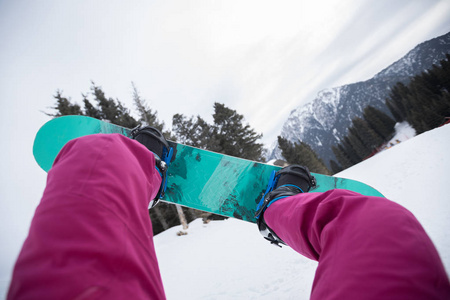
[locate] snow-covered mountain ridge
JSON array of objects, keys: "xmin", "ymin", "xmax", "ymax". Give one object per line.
[{"xmin": 271, "ymin": 31, "xmax": 450, "ymax": 165}]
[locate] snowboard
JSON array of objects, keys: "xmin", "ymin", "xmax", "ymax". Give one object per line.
[{"xmin": 33, "ymin": 115, "xmax": 384, "ymax": 223}]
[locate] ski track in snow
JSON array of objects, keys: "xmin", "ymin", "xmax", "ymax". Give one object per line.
[{"xmin": 154, "ymin": 124, "xmax": 450, "ymax": 300}]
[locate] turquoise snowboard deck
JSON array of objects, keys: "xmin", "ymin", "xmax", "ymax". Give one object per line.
[{"xmin": 33, "ymin": 116, "xmax": 384, "ymax": 223}]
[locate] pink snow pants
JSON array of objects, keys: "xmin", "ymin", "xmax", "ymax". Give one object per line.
[
  {"xmin": 8, "ymin": 134, "xmax": 166, "ymax": 299},
  {"xmin": 9, "ymin": 134, "xmax": 450, "ymax": 299},
  {"xmin": 265, "ymin": 191, "xmax": 450, "ymax": 299}
]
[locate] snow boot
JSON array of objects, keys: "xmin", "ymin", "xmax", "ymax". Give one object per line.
[
  {"xmin": 131, "ymin": 125, "xmax": 176, "ymax": 208},
  {"xmin": 255, "ymin": 165, "xmax": 316, "ymax": 246}
]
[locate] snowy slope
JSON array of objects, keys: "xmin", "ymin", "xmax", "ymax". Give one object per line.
[
  {"xmin": 337, "ymin": 124, "xmax": 450, "ymax": 273},
  {"xmin": 154, "ymin": 124, "xmax": 450, "ymax": 300},
  {"xmin": 2, "ymin": 125, "xmax": 448, "ymax": 299},
  {"xmin": 155, "ymin": 219, "xmax": 317, "ymax": 300}
]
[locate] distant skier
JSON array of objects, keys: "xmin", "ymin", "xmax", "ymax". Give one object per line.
[{"xmin": 8, "ymin": 127, "xmax": 450, "ymax": 299}]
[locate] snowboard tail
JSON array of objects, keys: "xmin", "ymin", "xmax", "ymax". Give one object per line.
[{"xmin": 33, "ymin": 116, "xmax": 384, "ymax": 223}]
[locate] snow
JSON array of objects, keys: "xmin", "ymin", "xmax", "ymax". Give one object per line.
[
  {"xmin": 315, "ymin": 136, "xmax": 322, "ymax": 146},
  {"xmin": 332, "ymin": 128, "xmax": 340, "ymax": 141},
  {"xmin": 337, "ymin": 124, "xmax": 450, "ymax": 274},
  {"xmin": 317, "ymin": 87, "xmax": 341, "ymax": 111},
  {"xmin": 374, "ymin": 121, "xmax": 416, "ymax": 154},
  {"xmin": 153, "ymin": 124, "xmax": 450, "ymax": 299},
  {"xmin": 154, "ymin": 219, "xmax": 317, "ymax": 299},
  {"xmin": 266, "ymin": 159, "xmax": 277, "ymax": 165},
  {"xmin": 2, "ymin": 125, "xmax": 449, "ymax": 299},
  {"xmin": 387, "ymin": 122, "xmax": 416, "ymax": 144}
]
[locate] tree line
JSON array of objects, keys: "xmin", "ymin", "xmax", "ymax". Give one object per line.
[
  {"xmin": 330, "ymin": 54, "xmax": 450, "ymax": 172},
  {"xmin": 277, "ymin": 137, "xmax": 332, "ymax": 175},
  {"xmin": 386, "ymin": 54, "xmax": 450, "ymax": 134},
  {"xmin": 330, "ymin": 106, "xmax": 396, "ymax": 172},
  {"xmin": 275, "ymin": 104, "xmax": 396, "ymax": 175},
  {"xmin": 47, "ymin": 82, "xmax": 264, "ymax": 234}
]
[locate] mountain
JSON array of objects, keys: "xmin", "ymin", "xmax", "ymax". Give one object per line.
[{"xmin": 270, "ymin": 31, "xmax": 450, "ymax": 166}]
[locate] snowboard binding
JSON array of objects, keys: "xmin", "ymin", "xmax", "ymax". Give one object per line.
[
  {"xmin": 255, "ymin": 165, "xmax": 316, "ymax": 247},
  {"xmin": 131, "ymin": 125, "xmax": 177, "ymax": 208}
]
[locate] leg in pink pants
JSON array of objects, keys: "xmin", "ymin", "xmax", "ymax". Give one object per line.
[
  {"xmin": 9, "ymin": 133, "xmax": 450, "ymax": 299},
  {"xmin": 264, "ymin": 190, "xmax": 450, "ymax": 299},
  {"xmin": 8, "ymin": 134, "xmax": 166, "ymax": 299}
]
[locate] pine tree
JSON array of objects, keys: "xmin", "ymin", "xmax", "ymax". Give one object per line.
[
  {"xmin": 172, "ymin": 114, "xmax": 215, "ymax": 149},
  {"xmin": 386, "ymin": 55, "xmax": 450, "ymax": 133},
  {"xmin": 83, "ymin": 94, "xmax": 101, "ymax": 119},
  {"xmin": 116, "ymin": 100, "xmax": 139, "ymax": 128},
  {"xmin": 91, "ymin": 84, "xmax": 117, "ymax": 121},
  {"xmin": 363, "ymin": 106, "xmax": 396, "ymax": 140},
  {"xmin": 386, "ymin": 100, "xmax": 402, "ymax": 123},
  {"xmin": 347, "ymin": 128, "xmax": 370, "ymax": 159},
  {"xmin": 439, "ymin": 93, "xmax": 450, "ymax": 118},
  {"xmin": 132, "ymin": 83, "xmax": 163, "ymax": 131},
  {"xmin": 131, "ymin": 83, "xmax": 174, "ymax": 139},
  {"xmin": 331, "ymin": 115, "xmax": 387, "ymax": 170},
  {"xmin": 46, "ymin": 90, "xmax": 82, "ymax": 116},
  {"xmin": 329, "ymin": 159, "xmax": 343, "ymax": 174},
  {"xmin": 436, "ymin": 54, "xmax": 450, "ymax": 90},
  {"xmin": 352, "ymin": 118, "xmax": 384, "ymax": 151},
  {"xmin": 342, "ymin": 136, "xmax": 363, "ymax": 164},
  {"xmin": 386, "ymin": 82, "xmax": 409, "ymax": 122},
  {"xmin": 213, "ymin": 103, "xmax": 264, "ymax": 161},
  {"xmin": 172, "ymin": 103, "xmax": 264, "ymax": 161},
  {"xmin": 332, "ymin": 145, "xmax": 353, "ymax": 169},
  {"xmin": 277, "ymin": 137, "xmax": 331, "ymax": 175}
]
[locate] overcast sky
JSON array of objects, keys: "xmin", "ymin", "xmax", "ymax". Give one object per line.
[
  {"xmin": 1, "ymin": 0, "xmax": 449, "ymax": 295},
  {"xmin": 1, "ymin": 0, "xmax": 449, "ymax": 145}
]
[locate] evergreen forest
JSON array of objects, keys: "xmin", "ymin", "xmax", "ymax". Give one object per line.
[
  {"xmin": 330, "ymin": 54, "xmax": 450, "ymax": 171},
  {"xmin": 46, "ymin": 82, "xmax": 264, "ymax": 234}
]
